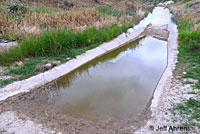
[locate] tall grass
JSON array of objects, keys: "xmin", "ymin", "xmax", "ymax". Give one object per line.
[
  {"xmin": 0, "ymin": 23, "xmax": 133, "ymax": 65},
  {"xmin": 178, "ymin": 20, "xmax": 200, "ymax": 53}
]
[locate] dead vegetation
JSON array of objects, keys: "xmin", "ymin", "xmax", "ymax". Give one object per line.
[
  {"xmin": 0, "ymin": 0, "xmax": 151, "ymax": 40},
  {"xmin": 169, "ymin": 0, "xmax": 200, "ymax": 30}
]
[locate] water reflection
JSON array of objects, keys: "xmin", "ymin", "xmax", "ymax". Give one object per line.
[{"xmin": 48, "ymin": 36, "xmax": 167, "ymax": 120}]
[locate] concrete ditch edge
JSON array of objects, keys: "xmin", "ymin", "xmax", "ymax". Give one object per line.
[
  {"xmin": 135, "ymin": 12, "xmax": 178, "ymax": 134},
  {"xmin": 0, "ymin": 26, "xmax": 146, "ymax": 101}
]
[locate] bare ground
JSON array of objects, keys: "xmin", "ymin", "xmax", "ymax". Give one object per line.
[{"xmin": 135, "ymin": 74, "xmax": 199, "ymax": 134}]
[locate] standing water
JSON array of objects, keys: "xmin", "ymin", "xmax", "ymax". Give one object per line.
[
  {"xmin": 0, "ymin": 36, "xmax": 167, "ymax": 132},
  {"xmin": 0, "ymin": 7, "xmax": 176, "ymax": 133},
  {"xmin": 50, "ymin": 36, "xmax": 167, "ymax": 120}
]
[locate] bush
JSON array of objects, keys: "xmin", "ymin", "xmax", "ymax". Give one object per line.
[
  {"xmin": 63, "ymin": 0, "xmax": 74, "ymax": 9},
  {"xmin": 8, "ymin": 1, "xmax": 29, "ymax": 14}
]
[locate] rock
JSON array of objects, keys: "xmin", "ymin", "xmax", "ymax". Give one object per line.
[
  {"xmin": 51, "ymin": 61, "xmax": 61, "ymax": 67},
  {"xmin": 56, "ymin": 132, "xmax": 62, "ymax": 134},
  {"xmin": 35, "ymin": 61, "xmax": 61, "ymax": 72},
  {"xmin": 184, "ymin": 78, "xmax": 198, "ymax": 83},
  {"xmin": 16, "ymin": 61, "xmax": 23, "ymax": 67},
  {"xmin": 35, "ymin": 63, "xmax": 52, "ymax": 72},
  {"xmin": 45, "ymin": 63, "xmax": 52, "ymax": 69},
  {"xmin": 51, "ymin": 131, "xmax": 56, "ymax": 134},
  {"xmin": 66, "ymin": 57, "xmax": 71, "ymax": 60}
]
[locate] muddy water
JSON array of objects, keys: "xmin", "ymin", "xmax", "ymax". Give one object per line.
[{"xmin": 50, "ymin": 36, "xmax": 167, "ymax": 120}]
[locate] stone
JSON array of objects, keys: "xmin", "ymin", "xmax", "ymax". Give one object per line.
[
  {"xmin": 15, "ymin": 61, "xmax": 23, "ymax": 67},
  {"xmin": 51, "ymin": 61, "xmax": 61, "ymax": 67},
  {"xmin": 35, "ymin": 63, "xmax": 52, "ymax": 72},
  {"xmin": 66, "ymin": 57, "xmax": 71, "ymax": 60}
]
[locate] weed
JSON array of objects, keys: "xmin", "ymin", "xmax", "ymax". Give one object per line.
[
  {"xmin": 95, "ymin": 6, "xmax": 133, "ymax": 18},
  {"xmin": 185, "ymin": 2, "xmax": 199, "ymax": 8},
  {"xmin": 63, "ymin": 0, "xmax": 74, "ymax": 9},
  {"xmin": 8, "ymin": 1, "xmax": 29, "ymax": 14},
  {"xmin": 171, "ymin": 98, "xmax": 200, "ymax": 129},
  {"xmin": 0, "ymin": 79, "xmax": 17, "ymax": 88}
]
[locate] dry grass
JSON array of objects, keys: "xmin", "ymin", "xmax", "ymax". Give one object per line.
[
  {"xmin": 169, "ymin": 0, "xmax": 200, "ymax": 30},
  {"xmin": 0, "ymin": 0, "xmax": 150, "ymax": 40},
  {"xmin": 0, "ymin": 4, "xmax": 134, "ymax": 40}
]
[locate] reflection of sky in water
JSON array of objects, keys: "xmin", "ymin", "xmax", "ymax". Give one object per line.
[
  {"xmin": 0, "ymin": 43, "xmax": 7, "ymax": 46},
  {"xmin": 52, "ymin": 36, "xmax": 167, "ymax": 119}
]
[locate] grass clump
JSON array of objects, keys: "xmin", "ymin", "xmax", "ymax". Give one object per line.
[
  {"xmin": 8, "ymin": 1, "xmax": 29, "ymax": 14},
  {"xmin": 63, "ymin": 0, "xmax": 74, "ymax": 9},
  {"xmin": 178, "ymin": 20, "xmax": 200, "ymax": 87},
  {"xmin": 95, "ymin": 6, "xmax": 133, "ymax": 18},
  {"xmin": 171, "ymin": 98, "xmax": 200, "ymax": 130},
  {"xmin": 179, "ymin": 31, "xmax": 200, "ymax": 53},
  {"xmin": 0, "ymin": 23, "xmax": 133, "ymax": 65}
]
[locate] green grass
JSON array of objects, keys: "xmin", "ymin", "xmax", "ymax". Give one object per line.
[
  {"xmin": 170, "ymin": 19, "xmax": 200, "ymax": 131},
  {"xmin": 95, "ymin": 6, "xmax": 134, "ymax": 18},
  {"xmin": 0, "ymin": 22, "xmax": 133, "ymax": 65},
  {"xmin": 178, "ymin": 20, "xmax": 200, "ymax": 88},
  {"xmin": 171, "ymin": 98, "xmax": 200, "ymax": 130},
  {"xmin": 0, "ymin": 78, "xmax": 17, "ymax": 88},
  {"xmin": 0, "ymin": 22, "xmax": 133, "ymax": 88}
]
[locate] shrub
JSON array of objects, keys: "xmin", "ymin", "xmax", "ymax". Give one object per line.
[
  {"xmin": 92, "ymin": 0, "xmax": 99, "ymax": 3},
  {"xmin": 8, "ymin": 1, "xmax": 29, "ymax": 14},
  {"xmin": 63, "ymin": 0, "xmax": 74, "ymax": 9}
]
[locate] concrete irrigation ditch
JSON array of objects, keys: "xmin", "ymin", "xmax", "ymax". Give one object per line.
[{"xmin": 0, "ymin": 7, "xmax": 178, "ymax": 134}]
